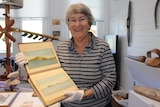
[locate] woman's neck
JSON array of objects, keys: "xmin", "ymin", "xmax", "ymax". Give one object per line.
[{"xmin": 74, "ymin": 34, "xmax": 91, "ymax": 54}]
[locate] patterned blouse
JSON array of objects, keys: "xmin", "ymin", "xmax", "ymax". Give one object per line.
[{"xmin": 57, "ymin": 32, "xmax": 116, "ymax": 107}]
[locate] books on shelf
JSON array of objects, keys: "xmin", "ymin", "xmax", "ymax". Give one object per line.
[{"xmin": 18, "ymin": 41, "xmax": 78, "ymax": 106}]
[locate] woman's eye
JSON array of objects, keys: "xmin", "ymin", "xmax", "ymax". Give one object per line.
[
  {"xmin": 70, "ymin": 19, "xmax": 76, "ymax": 22},
  {"xmin": 80, "ymin": 18, "xmax": 85, "ymax": 21}
]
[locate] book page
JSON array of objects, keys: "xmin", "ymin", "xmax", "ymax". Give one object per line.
[
  {"xmin": 18, "ymin": 42, "xmax": 61, "ymax": 75},
  {"xmin": 18, "ymin": 41, "xmax": 78, "ymax": 106},
  {"xmin": 29, "ymin": 68, "xmax": 78, "ymax": 106}
]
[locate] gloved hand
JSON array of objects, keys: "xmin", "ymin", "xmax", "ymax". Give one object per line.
[
  {"xmin": 62, "ymin": 90, "xmax": 84, "ymax": 102},
  {"xmin": 15, "ymin": 52, "xmax": 28, "ymax": 66}
]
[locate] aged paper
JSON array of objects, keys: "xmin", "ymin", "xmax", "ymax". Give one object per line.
[
  {"xmin": 18, "ymin": 42, "xmax": 78, "ymax": 106},
  {"xmin": 18, "ymin": 42, "xmax": 61, "ymax": 75}
]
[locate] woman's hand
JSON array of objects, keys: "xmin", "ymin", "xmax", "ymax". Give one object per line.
[
  {"xmin": 15, "ymin": 52, "xmax": 28, "ymax": 66},
  {"xmin": 62, "ymin": 90, "xmax": 84, "ymax": 102}
]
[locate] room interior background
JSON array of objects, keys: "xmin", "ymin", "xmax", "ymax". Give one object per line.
[{"xmin": 0, "ymin": 0, "xmax": 160, "ymax": 92}]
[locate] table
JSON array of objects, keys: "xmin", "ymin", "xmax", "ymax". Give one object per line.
[{"xmin": 0, "ymin": 91, "xmax": 60, "ymax": 107}]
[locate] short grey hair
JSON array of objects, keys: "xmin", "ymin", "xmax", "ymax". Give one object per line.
[{"xmin": 65, "ymin": 3, "xmax": 94, "ymax": 27}]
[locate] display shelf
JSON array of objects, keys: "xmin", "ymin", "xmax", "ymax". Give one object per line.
[
  {"xmin": 125, "ymin": 58, "xmax": 160, "ymax": 88},
  {"xmin": 128, "ymin": 90, "xmax": 160, "ymax": 107}
]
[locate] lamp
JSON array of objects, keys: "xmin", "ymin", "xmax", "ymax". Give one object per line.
[{"xmin": 0, "ymin": 0, "xmax": 23, "ymax": 9}]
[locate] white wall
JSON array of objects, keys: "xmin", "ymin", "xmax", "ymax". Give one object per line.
[
  {"xmin": 108, "ymin": 0, "xmax": 160, "ymax": 91},
  {"xmin": 131, "ymin": 0, "xmax": 160, "ymax": 55},
  {"xmin": 0, "ymin": 0, "xmax": 50, "ymax": 17},
  {"xmin": 49, "ymin": 0, "xmax": 109, "ymax": 48},
  {"xmin": 108, "ymin": 0, "xmax": 133, "ymax": 91}
]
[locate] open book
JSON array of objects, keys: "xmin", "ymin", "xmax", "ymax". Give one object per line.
[{"xmin": 18, "ymin": 41, "xmax": 78, "ymax": 106}]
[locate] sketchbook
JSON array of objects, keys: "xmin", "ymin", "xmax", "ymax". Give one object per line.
[{"xmin": 18, "ymin": 41, "xmax": 78, "ymax": 106}]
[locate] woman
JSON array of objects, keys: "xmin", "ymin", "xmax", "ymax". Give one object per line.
[
  {"xmin": 57, "ymin": 3, "xmax": 116, "ymax": 107},
  {"xmin": 15, "ymin": 3, "xmax": 116, "ymax": 107}
]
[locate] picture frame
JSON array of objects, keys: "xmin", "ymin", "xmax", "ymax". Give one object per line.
[
  {"xmin": 52, "ymin": 31, "xmax": 60, "ymax": 36},
  {"xmin": 52, "ymin": 19, "xmax": 60, "ymax": 25}
]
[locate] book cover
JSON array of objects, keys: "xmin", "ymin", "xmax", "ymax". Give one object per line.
[{"xmin": 18, "ymin": 41, "xmax": 78, "ymax": 106}]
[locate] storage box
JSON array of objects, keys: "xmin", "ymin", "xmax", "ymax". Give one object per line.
[{"xmin": 111, "ymin": 90, "xmax": 128, "ymax": 107}]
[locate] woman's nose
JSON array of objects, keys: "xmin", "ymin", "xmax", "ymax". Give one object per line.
[{"xmin": 75, "ymin": 20, "xmax": 81, "ymax": 26}]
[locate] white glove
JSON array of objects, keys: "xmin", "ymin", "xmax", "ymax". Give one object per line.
[
  {"xmin": 62, "ymin": 90, "xmax": 84, "ymax": 102},
  {"xmin": 15, "ymin": 52, "xmax": 28, "ymax": 66}
]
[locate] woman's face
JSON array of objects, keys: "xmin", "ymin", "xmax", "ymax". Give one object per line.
[{"xmin": 68, "ymin": 13, "xmax": 90, "ymax": 39}]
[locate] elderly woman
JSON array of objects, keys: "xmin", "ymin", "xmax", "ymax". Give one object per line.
[
  {"xmin": 57, "ymin": 3, "xmax": 116, "ymax": 107},
  {"xmin": 15, "ymin": 3, "xmax": 116, "ymax": 107}
]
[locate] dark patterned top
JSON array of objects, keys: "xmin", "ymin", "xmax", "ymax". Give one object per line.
[{"xmin": 57, "ymin": 32, "xmax": 116, "ymax": 107}]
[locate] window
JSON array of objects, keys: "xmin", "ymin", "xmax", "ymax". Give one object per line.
[
  {"xmin": 22, "ymin": 19, "xmax": 43, "ymax": 43},
  {"xmin": 90, "ymin": 22, "xmax": 97, "ymax": 37}
]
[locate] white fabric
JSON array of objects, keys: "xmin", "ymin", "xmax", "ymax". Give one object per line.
[
  {"xmin": 62, "ymin": 90, "xmax": 84, "ymax": 102},
  {"xmin": 7, "ymin": 71, "xmax": 19, "ymax": 79},
  {"xmin": 15, "ymin": 52, "xmax": 28, "ymax": 66}
]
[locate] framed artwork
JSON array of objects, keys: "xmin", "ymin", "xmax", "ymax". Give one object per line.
[
  {"xmin": 52, "ymin": 31, "xmax": 60, "ymax": 36},
  {"xmin": 52, "ymin": 19, "xmax": 60, "ymax": 25}
]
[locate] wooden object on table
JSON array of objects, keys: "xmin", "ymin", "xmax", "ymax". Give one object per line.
[
  {"xmin": 133, "ymin": 86, "xmax": 160, "ymax": 102},
  {"xmin": 18, "ymin": 41, "xmax": 78, "ymax": 106},
  {"xmin": 144, "ymin": 48, "xmax": 160, "ymax": 67},
  {"xmin": 127, "ymin": 55, "xmax": 146, "ymax": 62}
]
